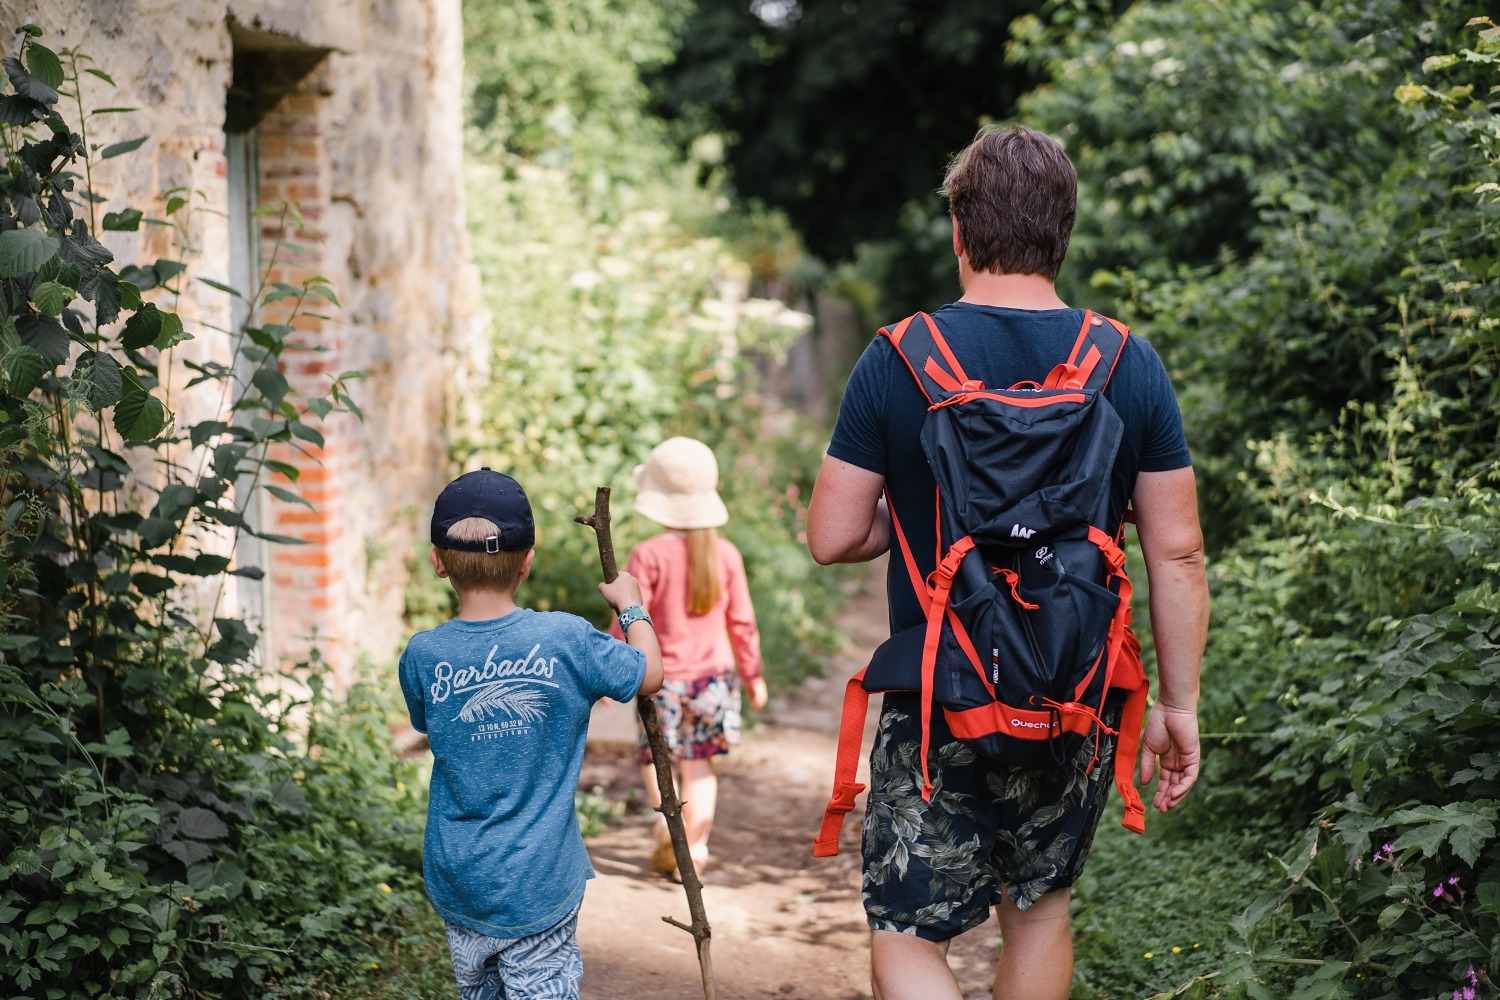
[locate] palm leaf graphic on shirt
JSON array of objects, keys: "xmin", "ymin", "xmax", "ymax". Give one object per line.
[{"xmin": 456, "ymin": 683, "xmax": 548, "ymax": 725}]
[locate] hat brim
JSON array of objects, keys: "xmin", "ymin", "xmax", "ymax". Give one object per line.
[{"xmin": 635, "ymin": 487, "xmax": 729, "ymax": 530}]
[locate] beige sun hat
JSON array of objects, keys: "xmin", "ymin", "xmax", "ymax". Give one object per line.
[{"xmin": 633, "ymin": 437, "xmax": 729, "ymax": 530}]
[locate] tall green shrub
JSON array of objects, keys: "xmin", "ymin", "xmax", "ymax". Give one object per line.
[
  {"xmin": 454, "ymin": 0, "xmax": 846, "ymax": 684},
  {"xmin": 0, "ymin": 32, "xmax": 429, "ymax": 996},
  {"xmin": 1015, "ymin": 3, "xmax": 1498, "ymax": 995}
]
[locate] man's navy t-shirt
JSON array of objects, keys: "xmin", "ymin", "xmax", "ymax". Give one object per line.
[{"xmin": 828, "ymin": 302, "xmax": 1192, "ymax": 635}]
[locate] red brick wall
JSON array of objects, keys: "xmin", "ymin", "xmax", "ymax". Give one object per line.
[{"xmin": 255, "ymin": 88, "xmax": 353, "ymax": 682}]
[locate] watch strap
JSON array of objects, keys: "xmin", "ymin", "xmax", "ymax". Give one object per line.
[{"xmin": 617, "ymin": 604, "xmax": 653, "ymax": 633}]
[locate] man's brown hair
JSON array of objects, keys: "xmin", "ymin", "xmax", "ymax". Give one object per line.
[
  {"xmin": 436, "ymin": 517, "xmax": 527, "ymax": 592},
  {"xmin": 941, "ymin": 124, "xmax": 1077, "ymax": 281}
]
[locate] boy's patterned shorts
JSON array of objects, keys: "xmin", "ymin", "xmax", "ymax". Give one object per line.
[
  {"xmin": 638, "ymin": 670, "xmax": 742, "ymax": 764},
  {"xmin": 444, "ymin": 902, "xmax": 582, "ymax": 1000},
  {"xmin": 862, "ymin": 691, "xmax": 1123, "ymax": 942}
]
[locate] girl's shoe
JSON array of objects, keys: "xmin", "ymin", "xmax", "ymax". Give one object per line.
[{"xmin": 650, "ymin": 832, "xmax": 678, "ymax": 877}]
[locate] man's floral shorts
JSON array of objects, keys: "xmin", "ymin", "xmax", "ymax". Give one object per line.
[{"xmin": 861, "ymin": 690, "xmax": 1123, "ymax": 941}]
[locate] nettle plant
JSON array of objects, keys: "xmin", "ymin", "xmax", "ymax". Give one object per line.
[{"xmin": 0, "ymin": 28, "xmax": 420, "ymax": 998}]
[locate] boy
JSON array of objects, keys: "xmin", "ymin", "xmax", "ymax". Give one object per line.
[{"xmin": 399, "ymin": 467, "xmax": 663, "ymax": 1000}]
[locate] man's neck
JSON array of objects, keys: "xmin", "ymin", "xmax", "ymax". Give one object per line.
[{"xmin": 957, "ymin": 269, "xmax": 1068, "ymax": 310}]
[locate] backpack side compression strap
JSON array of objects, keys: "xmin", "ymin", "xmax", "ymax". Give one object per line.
[{"xmin": 813, "ymin": 668, "xmax": 871, "ymax": 858}]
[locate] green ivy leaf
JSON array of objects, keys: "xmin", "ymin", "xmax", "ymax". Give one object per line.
[
  {"xmin": 120, "ymin": 303, "xmax": 163, "ymax": 350},
  {"xmin": 2, "ymin": 345, "xmax": 46, "ymax": 397},
  {"xmin": 289, "ymin": 421, "xmax": 324, "ymax": 447},
  {"xmin": 30, "ymin": 280, "xmax": 73, "ymax": 317},
  {"xmin": 23, "ymin": 44, "xmax": 64, "ymax": 91},
  {"xmin": 93, "ymin": 271, "xmax": 125, "ymax": 326},
  {"xmin": 17, "ymin": 315, "xmax": 69, "ymax": 368},
  {"xmin": 153, "ymin": 259, "xmax": 187, "ymax": 282},
  {"xmin": 102, "ymin": 208, "xmax": 143, "ymax": 232},
  {"xmin": 2, "ymin": 55, "xmax": 58, "ymax": 104},
  {"xmin": 188, "ymin": 420, "xmax": 232, "ymax": 449},
  {"xmin": 265, "ymin": 485, "xmax": 314, "ymax": 510},
  {"xmin": 0, "ymin": 93, "xmax": 46, "ymax": 124},
  {"xmin": 196, "ymin": 276, "xmax": 242, "ymax": 298},
  {"xmin": 211, "ymin": 443, "xmax": 248, "ymax": 480},
  {"xmin": 1389, "ymin": 802, "xmax": 1498, "ymax": 866},
  {"xmin": 0, "ymin": 228, "xmax": 61, "ymax": 277},
  {"xmin": 206, "ymin": 619, "xmax": 256, "ymax": 666},
  {"xmin": 264, "ymin": 459, "xmax": 299, "ymax": 482},
  {"xmin": 251, "ymin": 365, "xmax": 289, "ymax": 409},
  {"xmin": 72, "ymin": 350, "xmax": 122, "ymax": 411},
  {"xmin": 131, "ymin": 573, "xmax": 174, "ymax": 596},
  {"xmin": 193, "ymin": 554, "xmax": 231, "ymax": 575},
  {"xmin": 153, "ymin": 312, "xmax": 190, "ymax": 351},
  {"xmin": 113, "ymin": 385, "xmax": 167, "ymax": 441},
  {"xmin": 98, "ymin": 136, "xmax": 148, "ymax": 160},
  {"xmin": 117, "ymin": 277, "xmax": 141, "ymax": 313},
  {"xmin": 270, "ymin": 781, "xmax": 308, "ymax": 815}
]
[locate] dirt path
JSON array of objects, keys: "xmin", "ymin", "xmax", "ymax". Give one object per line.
[{"xmin": 575, "ymin": 570, "xmax": 1002, "ymax": 999}]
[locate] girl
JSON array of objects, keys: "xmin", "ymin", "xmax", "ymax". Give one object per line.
[{"xmin": 619, "ymin": 437, "xmax": 767, "ymax": 880}]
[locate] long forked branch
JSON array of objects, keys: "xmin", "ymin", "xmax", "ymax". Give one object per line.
[{"xmin": 576, "ymin": 487, "xmax": 715, "ymax": 1000}]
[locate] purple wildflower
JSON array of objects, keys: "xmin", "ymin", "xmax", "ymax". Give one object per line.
[
  {"xmin": 1461, "ymin": 988, "xmax": 1475, "ymax": 1000},
  {"xmin": 1448, "ymin": 876, "xmax": 1461, "ymax": 886},
  {"xmin": 1433, "ymin": 885, "xmax": 1445, "ymax": 898},
  {"xmin": 1468, "ymin": 966, "xmax": 1478, "ymax": 986}
]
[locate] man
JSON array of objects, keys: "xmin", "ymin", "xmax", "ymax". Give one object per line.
[{"xmin": 806, "ymin": 124, "xmax": 1208, "ymax": 1000}]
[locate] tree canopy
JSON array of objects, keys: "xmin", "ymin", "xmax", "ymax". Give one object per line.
[{"xmin": 650, "ymin": 0, "xmax": 1051, "ymax": 284}]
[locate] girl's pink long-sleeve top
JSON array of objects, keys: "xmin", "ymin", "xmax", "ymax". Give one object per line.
[{"xmin": 612, "ymin": 533, "xmax": 764, "ymax": 683}]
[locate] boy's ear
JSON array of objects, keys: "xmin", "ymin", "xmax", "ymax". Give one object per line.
[
  {"xmin": 951, "ymin": 214, "xmax": 966, "ymax": 261},
  {"xmin": 518, "ymin": 548, "xmax": 535, "ymax": 581},
  {"xmin": 429, "ymin": 546, "xmax": 449, "ymax": 579}
]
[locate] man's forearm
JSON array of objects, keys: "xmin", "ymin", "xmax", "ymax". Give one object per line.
[{"xmin": 1146, "ymin": 552, "xmax": 1208, "ymax": 709}]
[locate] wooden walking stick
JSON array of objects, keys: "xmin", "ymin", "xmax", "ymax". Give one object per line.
[{"xmin": 576, "ymin": 487, "xmax": 716, "ymax": 1000}]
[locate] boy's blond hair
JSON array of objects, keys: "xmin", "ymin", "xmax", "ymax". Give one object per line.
[{"xmin": 436, "ymin": 517, "xmax": 527, "ymax": 591}]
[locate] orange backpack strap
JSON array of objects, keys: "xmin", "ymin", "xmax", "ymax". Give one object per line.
[
  {"xmin": 813, "ymin": 668, "xmax": 871, "ymax": 857},
  {"xmin": 878, "ymin": 312, "xmax": 977, "ymax": 405},
  {"xmin": 1112, "ymin": 629, "xmax": 1149, "ymax": 834}
]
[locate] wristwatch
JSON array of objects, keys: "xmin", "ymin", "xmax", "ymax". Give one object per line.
[{"xmin": 617, "ymin": 604, "xmax": 653, "ymax": 633}]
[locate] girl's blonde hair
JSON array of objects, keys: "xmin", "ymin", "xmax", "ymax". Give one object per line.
[{"xmin": 685, "ymin": 527, "xmax": 723, "ymax": 616}]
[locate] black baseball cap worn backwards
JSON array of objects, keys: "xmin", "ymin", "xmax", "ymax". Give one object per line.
[{"xmin": 430, "ymin": 467, "xmax": 535, "ymax": 554}]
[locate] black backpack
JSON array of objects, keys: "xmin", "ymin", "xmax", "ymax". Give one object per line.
[{"xmin": 814, "ymin": 310, "xmax": 1150, "ymax": 858}]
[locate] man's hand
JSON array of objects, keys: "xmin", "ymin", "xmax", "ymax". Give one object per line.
[
  {"xmin": 599, "ymin": 571, "xmax": 645, "ymax": 613},
  {"xmin": 1138, "ymin": 702, "xmax": 1200, "ymax": 813},
  {"xmin": 746, "ymin": 676, "xmax": 769, "ymax": 710}
]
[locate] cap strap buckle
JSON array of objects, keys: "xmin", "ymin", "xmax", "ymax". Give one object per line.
[{"xmin": 484, "ymin": 535, "xmax": 501, "ymax": 554}]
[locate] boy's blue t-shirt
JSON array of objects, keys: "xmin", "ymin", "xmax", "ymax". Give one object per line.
[{"xmin": 398, "ymin": 607, "xmax": 646, "ymax": 937}]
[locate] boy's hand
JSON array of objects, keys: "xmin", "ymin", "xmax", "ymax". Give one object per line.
[
  {"xmin": 599, "ymin": 572, "xmax": 645, "ymax": 613},
  {"xmin": 746, "ymin": 676, "xmax": 768, "ymax": 710}
]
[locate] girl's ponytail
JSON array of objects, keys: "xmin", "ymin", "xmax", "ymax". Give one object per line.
[{"xmin": 685, "ymin": 527, "xmax": 723, "ymax": 615}]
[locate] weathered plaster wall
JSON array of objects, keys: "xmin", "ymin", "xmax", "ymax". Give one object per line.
[{"xmin": 0, "ymin": 0, "xmax": 473, "ymax": 678}]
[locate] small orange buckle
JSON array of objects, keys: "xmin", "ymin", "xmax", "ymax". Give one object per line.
[{"xmin": 826, "ymin": 781, "xmax": 866, "ymax": 814}]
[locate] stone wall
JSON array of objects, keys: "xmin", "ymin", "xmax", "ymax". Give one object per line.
[{"xmin": 0, "ymin": 0, "xmax": 474, "ymax": 680}]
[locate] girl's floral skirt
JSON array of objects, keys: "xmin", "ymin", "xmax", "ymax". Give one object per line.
[{"xmin": 637, "ymin": 669, "xmax": 741, "ymax": 763}]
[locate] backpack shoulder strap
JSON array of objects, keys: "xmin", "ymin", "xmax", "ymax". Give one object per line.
[
  {"xmin": 878, "ymin": 312, "xmax": 975, "ymax": 405},
  {"xmin": 1056, "ymin": 310, "xmax": 1131, "ymax": 394}
]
